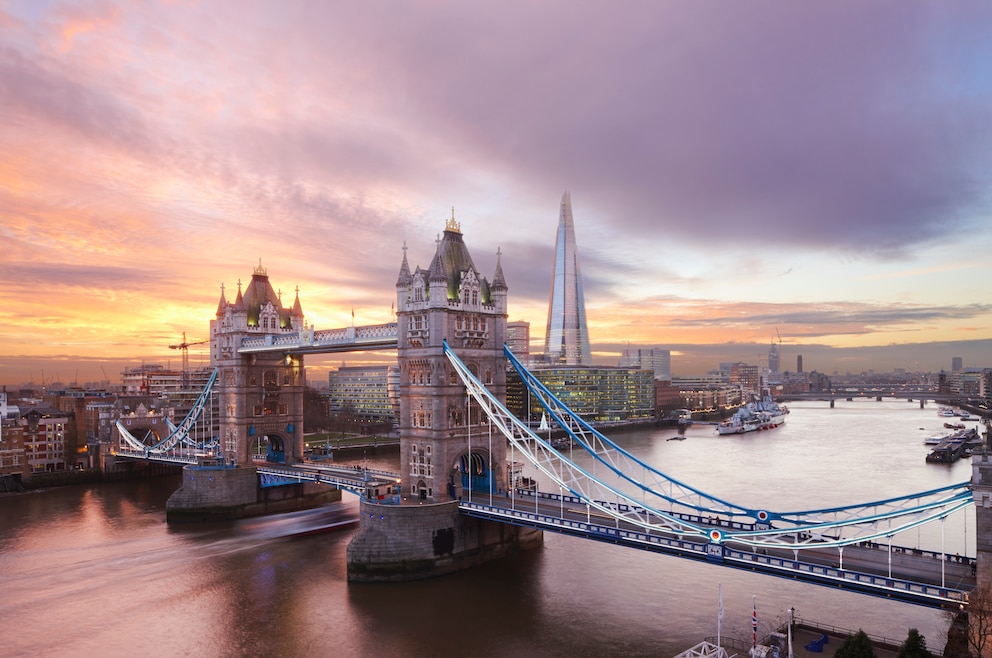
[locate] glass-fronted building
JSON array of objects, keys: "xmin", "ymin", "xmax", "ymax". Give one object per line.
[
  {"xmin": 507, "ymin": 366, "xmax": 654, "ymax": 424},
  {"xmin": 544, "ymin": 192, "xmax": 592, "ymax": 366},
  {"xmin": 327, "ymin": 365, "xmax": 400, "ymax": 424}
]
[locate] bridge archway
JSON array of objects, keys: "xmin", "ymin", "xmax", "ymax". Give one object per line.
[
  {"xmin": 252, "ymin": 432, "xmax": 289, "ymax": 464},
  {"xmin": 457, "ymin": 450, "xmax": 491, "ymax": 494},
  {"xmin": 113, "ymin": 422, "xmax": 163, "ymax": 450},
  {"xmin": 131, "ymin": 427, "xmax": 162, "ymax": 445}
]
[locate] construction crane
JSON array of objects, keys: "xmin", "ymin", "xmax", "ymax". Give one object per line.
[{"xmin": 169, "ymin": 331, "xmax": 209, "ymax": 389}]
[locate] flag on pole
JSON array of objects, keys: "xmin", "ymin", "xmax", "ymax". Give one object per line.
[{"xmin": 751, "ymin": 595, "xmax": 758, "ymax": 649}]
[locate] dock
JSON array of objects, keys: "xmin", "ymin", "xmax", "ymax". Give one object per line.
[{"xmin": 925, "ymin": 427, "xmax": 981, "ymax": 464}]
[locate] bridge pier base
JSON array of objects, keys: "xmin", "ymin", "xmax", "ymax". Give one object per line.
[
  {"xmin": 166, "ymin": 461, "xmax": 341, "ymax": 522},
  {"xmin": 346, "ymin": 500, "xmax": 543, "ymax": 582}
]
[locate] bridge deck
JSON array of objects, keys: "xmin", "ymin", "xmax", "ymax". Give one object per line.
[{"xmin": 451, "ymin": 491, "xmax": 972, "ymax": 609}]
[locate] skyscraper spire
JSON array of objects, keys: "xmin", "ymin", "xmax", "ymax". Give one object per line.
[{"xmin": 544, "ymin": 191, "xmax": 591, "ymax": 365}]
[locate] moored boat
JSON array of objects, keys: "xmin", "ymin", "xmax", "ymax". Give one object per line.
[{"xmin": 716, "ymin": 396, "xmax": 789, "ymax": 435}]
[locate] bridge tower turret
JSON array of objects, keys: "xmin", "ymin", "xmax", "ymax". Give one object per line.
[
  {"xmin": 210, "ymin": 262, "xmax": 306, "ymax": 466},
  {"xmin": 974, "ymin": 445, "xmax": 992, "ymax": 592},
  {"xmin": 396, "ymin": 212, "xmax": 508, "ymax": 502}
]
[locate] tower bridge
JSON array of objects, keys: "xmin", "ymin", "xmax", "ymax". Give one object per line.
[{"xmin": 114, "ymin": 212, "xmax": 991, "ymax": 609}]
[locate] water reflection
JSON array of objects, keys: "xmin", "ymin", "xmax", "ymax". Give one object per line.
[{"xmin": 0, "ymin": 400, "xmax": 962, "ymax": 656}]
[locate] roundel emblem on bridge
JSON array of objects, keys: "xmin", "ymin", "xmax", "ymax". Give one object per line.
[
  {"xmin": 709, "ymin": 529, "xmax": 722, "ymax": 543},
  {"xmin": 757, "ymin": 510, "xmax": 770, "ymax": 522}
]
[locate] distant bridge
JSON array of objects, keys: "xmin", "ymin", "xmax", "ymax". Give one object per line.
[{"xmin": 780, "ymin": 390, "xmax": 976, "ymax": 403}]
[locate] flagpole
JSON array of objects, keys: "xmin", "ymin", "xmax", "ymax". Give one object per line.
[
  {"xmin": 751, "ymin": 595, "xmax": 757, "ymax": 657},
  {"xmin": 717, "ymin": 583, "xmax": 723, "ymax": 651},
  {"xmin": 787, "ymin": 606, "xmax": 794, "ymax": 658}
]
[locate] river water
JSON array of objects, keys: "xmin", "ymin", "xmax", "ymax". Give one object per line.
[{"xmin": 0, "ymin": 399, "xmax": 977, "ymax": 657}]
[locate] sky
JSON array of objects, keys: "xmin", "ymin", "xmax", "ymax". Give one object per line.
[{"xmin": 1, "ymin": 1, "xmax": 991, "ymax": 387}]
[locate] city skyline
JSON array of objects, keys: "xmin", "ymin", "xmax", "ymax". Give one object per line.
[{"xmin": 2, "ymin": 2, "xmax": 992, "ymax": 386}]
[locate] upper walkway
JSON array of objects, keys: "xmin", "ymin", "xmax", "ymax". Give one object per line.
[{"xmin": 237, "ymin": 323, "xmax": 398, "ymax": 355}]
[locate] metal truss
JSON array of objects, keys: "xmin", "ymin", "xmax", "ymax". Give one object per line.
[
  {"xmin": 116, "ymin": 369, "xmax": 219, "ymax": 458},
  {"xmin": 445, "ymin": 341, "xmax": 708, "ymax": 539},
  {"xmin": 447, "ymin": 342, "xmax": 973, "ymax": 551}
]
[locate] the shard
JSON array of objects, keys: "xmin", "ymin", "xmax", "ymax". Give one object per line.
[{"xmin": 544, "ymin": 191, "xmax": 592, "ymax": 365}]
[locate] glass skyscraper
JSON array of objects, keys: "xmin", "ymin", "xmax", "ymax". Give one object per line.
[{"xmin": 544, "ymin": 191, "xmax": 592, "ymax": 365}]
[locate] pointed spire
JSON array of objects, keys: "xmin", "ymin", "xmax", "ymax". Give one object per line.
[
  {"xmin": 429, "ymin": 245, "xmax": 447, "ymax": 283},
  {"xmin": 492, "ymin": 246, "xmax": 507, "ymax": 291},
  {"xmin": 216, "ymin": 282, "xmax": 229, "ymax": 316},
  {"xmin": 396, "ymin": 241, "xmax": 412, "ymax": 286},
  {"xmin": 291, "ymin": 285, "xmax": 303, "ymax": 317},
  {"xmin": 232, "ymin": 278, "xmax": 245, "ymax": 312}
]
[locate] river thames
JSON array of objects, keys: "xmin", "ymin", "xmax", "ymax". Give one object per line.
[{"xmin": 0, "ymin": 398, "xmax": 977, "ymax": 656}]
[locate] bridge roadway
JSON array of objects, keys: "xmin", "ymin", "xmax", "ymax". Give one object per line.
[
  {"xmin": 454, "ymin": 489, "xmax": 974, "ymax": 610},
  {"xmin": 114, "ymin": 446, "xmax": 401, "ymax": 496},
  {"xmin": 116, "ymin": 447, "xmax": 972, "ymax": 607},
  {"xmin": 255, "ymin": 461, "xmax": 401, "ymax": 495}
]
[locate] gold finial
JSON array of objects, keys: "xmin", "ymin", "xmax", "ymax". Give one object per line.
[
  {"xmin": 253, "ymin": 258, "xmax": 267, "ymax": 276},
  {"xmin": 445, "ymin": 206, "xmax": 461, "ymax": 233}
]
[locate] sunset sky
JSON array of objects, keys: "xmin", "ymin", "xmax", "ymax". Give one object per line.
[{"xmin": 2, "ymin": 1, "xmax": 991, "ymax": 387}]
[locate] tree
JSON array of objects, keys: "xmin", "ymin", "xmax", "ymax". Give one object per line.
[
  {"xmin": 834, "ymin": 630, "xmax": 876, "ymax": 658},
  {"xmin": 963, "ymin": 584, "xmax": 992, "ymax": 658},
  {"xmin": 302, "ymin": 386, "xmax": 330, "ymax": 433},
  {"xmin": 898, "ymin": 629, "xmax": 931, "ymax": 658}
]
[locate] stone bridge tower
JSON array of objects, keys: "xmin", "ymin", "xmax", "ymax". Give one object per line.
[
  {"xmin": 210, "ymin": 262, "xmax": 307, "ymax": 466},
  {"xmin": 973, "ymin": 443, "xmax": 992, "ymax": 593},
  {"xmin": 396, "ymin": 213, "xmax": 508, "ymax": 502}
]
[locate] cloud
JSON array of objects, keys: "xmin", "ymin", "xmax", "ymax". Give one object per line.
[{"xmin": 1, "ymin": 1, "xmax": 990, "ymax": 384}]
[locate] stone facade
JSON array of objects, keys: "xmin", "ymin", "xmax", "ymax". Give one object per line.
[
  {"xmin": 166, "ymin": 461, "xmax": 341, "ymax": 522},
  {"xmin": 347, "ymin": 499, "xmax": 542, "ymax": 581},
  {"xmin": 210, "ymin": 263, "xmax": 307, "ymax": 465},
  {"xmin": 973, "ymin": 452, "xmax": 992, "ymax": 591},
  {"xmin": 395, "ymin": 216, "xmax": 508, "ymax": 502}
]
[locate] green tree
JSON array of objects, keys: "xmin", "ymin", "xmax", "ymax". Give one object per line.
[
  {"xmin": 835, "ymin": 630, "xmax": 876, "ymax": 658},
  {"xmin": 898, "ymin": 629, "xmax": 931, "ymax": 658}
]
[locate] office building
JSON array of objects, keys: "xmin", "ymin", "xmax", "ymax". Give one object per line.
[
  {"xmin": 544, "ymin": 191, "xmax": 592, "ymax": 366},
  {"xmin": 506, "ymin": 321, "xmax": 531, "ymax": 364},
  {"xmin": 327, "ymin": 365, "xmax": 400, "ymax": 424},
  {"xmin": 620, "ymin": 347, "xmax": 671, "ymax": 382}
]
